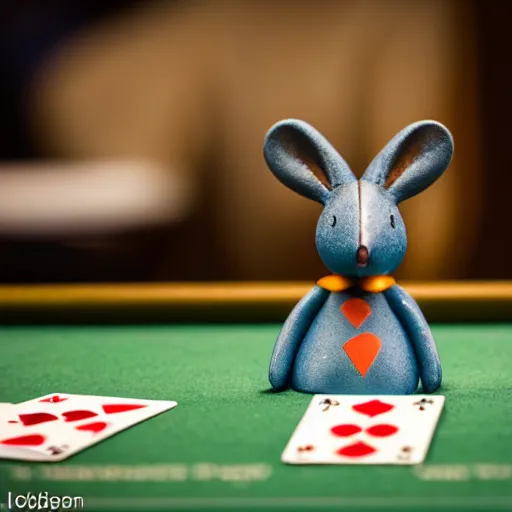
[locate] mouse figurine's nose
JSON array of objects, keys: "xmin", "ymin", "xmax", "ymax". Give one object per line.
[{"xmin": 356, "ymin": 245, "xmax": 369, "ymax": 267}]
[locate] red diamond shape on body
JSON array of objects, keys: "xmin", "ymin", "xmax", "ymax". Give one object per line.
[
  {"xmin": 340, "ymin": 298, "xmax": 372, "ymax": 328},
  {"xmin": 352, "ymin": 399, "xmax": 394, "ymax": 418}
]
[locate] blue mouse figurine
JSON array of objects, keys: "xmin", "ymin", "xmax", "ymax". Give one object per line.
[{"xmin": 264, "ymin": 119, "xmax": 453, "ymax": 395}]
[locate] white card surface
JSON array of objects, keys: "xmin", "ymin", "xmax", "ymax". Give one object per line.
[
  {"xmin": 0, "ymin": 393, "xmax": 177, "ymax": 462},
  {"xmin": 282, "ymin": 394, "xmax": 445, "ymax": 465},
  {"xmin": 0, "ymin": 403, "xmax": 15, "ymax": 422}
]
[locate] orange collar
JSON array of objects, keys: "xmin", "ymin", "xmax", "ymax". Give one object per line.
[{"xmin": 317, "ymin": 274, "xmax": 396, "ymax": 293}]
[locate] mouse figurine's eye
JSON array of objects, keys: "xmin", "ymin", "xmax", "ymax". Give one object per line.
[
  {"xmin": 390, "ymin": 214, "xmax": 396, "ymax": 229},
  {"xmin": 329, "ymin": 215, "xmax": 337, "ymax": 227}
]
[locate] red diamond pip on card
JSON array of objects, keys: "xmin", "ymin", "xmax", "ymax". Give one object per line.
[{"xmin": 352, "ymin": 399, "xmax": 395, "ymax": 417}]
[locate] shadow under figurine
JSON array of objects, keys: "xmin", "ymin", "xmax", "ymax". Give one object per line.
[{"xmin": 264, "ymin": 119, "xmax": 453, "ymax": 395}]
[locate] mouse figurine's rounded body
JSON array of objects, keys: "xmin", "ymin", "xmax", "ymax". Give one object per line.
[
  {"xmin": 291, "ymin": 288, "xmax": 418, "ymax": 394},
  {"xmin": 264, "ymin": 119, "xmax": 453, "ymax": 394}
]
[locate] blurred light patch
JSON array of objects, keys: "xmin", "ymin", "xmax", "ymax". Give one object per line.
[{"xmin": 0, "ymin": 160, "xmax": 193, "ymax": 237}]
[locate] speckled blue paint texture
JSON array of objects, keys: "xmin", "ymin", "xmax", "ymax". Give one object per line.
[{"xmin": 264, "ymin": 118, "xmax": 453, "ymax": 394}]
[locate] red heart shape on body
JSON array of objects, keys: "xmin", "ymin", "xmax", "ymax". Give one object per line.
[
  {"xmin": 75, "ymin": 421, "xmax": 108, "ymax": 434},
  {"xmin": 1, "ymin": 434, "xmax": 46, "ymax": 446},
  {"xmin": 102, "ymin": 404, "xmax": 146, "ymax": 414},
  {"xmin": 62, "ymin": 410, "xmax": 98, "ymax": 422},
  {"xmin": 19, "ymin": 413, "xmax": 58, "ymax": 426}
]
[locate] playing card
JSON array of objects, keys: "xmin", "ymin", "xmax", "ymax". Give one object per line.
[
  {"xmin": 0, "ymin": 403, "xmax": 15, "ymax": 421},
  {"xmin": 282, "ymin": 394, "xmax": 445, "ymax": 465},
  {"xmin": 0, "ymin": 393, "xmax": 177, "ymax": 461}
]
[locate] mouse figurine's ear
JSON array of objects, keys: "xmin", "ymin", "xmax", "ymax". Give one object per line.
[
  {"xmin": 361, "ymin": 120, "xmax": 454, "ymax": 204},
  {"xmin": 263, "ymin": 119, "xmax": 356, "ymax": 204}
]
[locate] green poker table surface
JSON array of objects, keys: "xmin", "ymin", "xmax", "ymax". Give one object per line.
[{"xmin": 0, "ymin": 281, "xmax": 511, "ymax": 512}]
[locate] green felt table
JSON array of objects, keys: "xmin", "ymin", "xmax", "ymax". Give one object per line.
[{"xmin": 0, "ymin": 282, "xmax": 511, "ymax": 512}]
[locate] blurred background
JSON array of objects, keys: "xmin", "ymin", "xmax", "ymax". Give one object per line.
[{"xmin": 0, "ymin": 0, "xmax": 508, "ymax": 283}]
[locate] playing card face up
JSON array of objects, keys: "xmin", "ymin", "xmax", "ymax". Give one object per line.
[
  {"xmin": 0, "ymin": 393, "xmax": 177, "ymax": 462},
  {"xmin": 0, "ymin": 403, "xmax": 13, "ymax": 415},
  {"xmin": 282, "ymin": 394, "xmax": 445, "ymax": 465},
  {"xmin": 0, "ymin": 403, "xmax": 15, "ymax": 424}
]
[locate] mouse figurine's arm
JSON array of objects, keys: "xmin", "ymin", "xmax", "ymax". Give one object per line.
[
  {"xmin": 384, "ymin": 284, "xmax": 442, "ymax": 393},
  {"xmin": 263, "ymin": 119, "xmax": 356, "ymax": 391},
  {"xmin": 269, "ymin": 285, "xmax": 329, "ymax": 390}
]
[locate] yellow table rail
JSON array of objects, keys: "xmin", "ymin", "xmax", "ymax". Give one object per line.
[{"xmin": 0, "ymin": 281, "xmax": 510, "ymax": 323}]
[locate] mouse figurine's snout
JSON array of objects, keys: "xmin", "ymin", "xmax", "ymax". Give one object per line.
[
  {"xmin": 264, "ymin": 118, "xmax": 453, "ymax": 395},
  {"xmin": 356, "ymin": 246, "xmax": 368, "ymax": 268}
]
